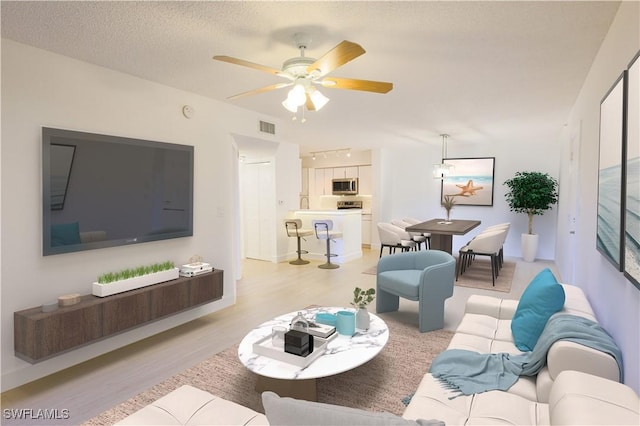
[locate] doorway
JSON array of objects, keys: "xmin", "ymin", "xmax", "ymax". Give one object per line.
[{"xmin": 233, "ymin": 134, "xmax": 280, "ymax": 271}]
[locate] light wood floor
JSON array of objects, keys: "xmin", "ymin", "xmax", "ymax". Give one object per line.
[{"xmin": 0, "ymin": 248, "xmax": 557, "ymax": 425}]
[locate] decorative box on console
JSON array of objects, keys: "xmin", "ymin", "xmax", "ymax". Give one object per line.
[
  {"xmin": 284, "ymin": 329, "xmax": 314, "ymax": 357},
  {"xmin": 179, "ymin": 262, "xmax": 213, "ymax": 277}
]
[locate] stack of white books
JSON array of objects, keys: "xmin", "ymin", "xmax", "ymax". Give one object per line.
[{"xmin": 306, "ymin": 322, "xmax": 336, "ymax": 339}]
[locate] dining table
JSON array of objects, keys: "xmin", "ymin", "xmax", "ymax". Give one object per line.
[{"xmin": 405, "ymin": 218, "xmax": 481, "ymax": 254}]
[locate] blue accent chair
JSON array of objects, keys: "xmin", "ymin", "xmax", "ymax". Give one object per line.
[{"xmin": 376, "ymin": 250, "xmax": 455, "ymax": 332}]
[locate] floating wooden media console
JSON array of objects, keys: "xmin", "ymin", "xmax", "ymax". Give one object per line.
[{"xmin": 14, "ymin": 270, "xmax": 223, "ymax": 363}]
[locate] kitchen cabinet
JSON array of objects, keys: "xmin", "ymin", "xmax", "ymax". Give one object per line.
[
  {"xmin": 311, "ymin": 168, "xmax": 336, "ymax": 196},
  {"xmin": 323, "ymin": 169, "xmax": 334, "ymax": 194},
  {"xmin": 333, "ymin": 167, "xmax": 358, "ymax": 179},
  {"xmin": 358, "ymin": 165, "xmax": 372, "ymax": 195},
  {"xmin": 313, "ymin": 168, "xmax": 327, "ymax": 196},
  {"xmin": 301, "ymin": 167, "xmax": 309, "ymax": 196},
  {"xmin": 362, "ymin": 213, "xmax": 372, "ymax": 246},
  {"xmin": 308, "ymin": 165, "xmax": 372, "ymax": 197}
]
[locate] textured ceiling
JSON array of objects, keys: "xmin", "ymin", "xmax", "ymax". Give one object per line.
[{"xmin": 1, "ymin": 1, "xmax": 620, "ymax": 155}]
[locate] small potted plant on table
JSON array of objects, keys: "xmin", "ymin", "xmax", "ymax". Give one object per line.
[{"xmin": 351, "ymin": 287, "xmax": 376, "ymax": 330}]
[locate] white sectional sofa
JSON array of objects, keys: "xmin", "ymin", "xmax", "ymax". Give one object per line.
[
  {"xmin": 402, "ymin": 283, "xmax": 635, "ymax": 425},
  {"xmin": 443, "ymin": 283, "xmax": 620, "ymax": 402},
  {"xmin": 115, "ymin": 385, "xmax": 268, "ymax": 425},
  {"xmin": 117, "ymin": 282, "xmax": 639, "ymax": 425}
]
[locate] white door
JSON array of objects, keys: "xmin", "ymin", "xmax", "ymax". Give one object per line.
[{"xmin": 241, "ymin": 162, "xmax": 275, "ymax": 261}]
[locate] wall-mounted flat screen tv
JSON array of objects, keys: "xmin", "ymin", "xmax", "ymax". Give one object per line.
[{"xmin": 42, "ymin": 127, "xmax": 194, "ymax": 256}]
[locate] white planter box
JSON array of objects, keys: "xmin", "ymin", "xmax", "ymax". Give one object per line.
[{"xmin": 92, "ymin": 268, "xmax": 179, "ymax": 297}]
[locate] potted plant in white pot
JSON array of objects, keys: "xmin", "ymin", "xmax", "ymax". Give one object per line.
[
  {"xmin": 351, "ymin": 287, "xmax": 375, "ymax": 330},
  {"xmin": 504, "ymin": 171, "xmax": 559, "ymax": 262}
]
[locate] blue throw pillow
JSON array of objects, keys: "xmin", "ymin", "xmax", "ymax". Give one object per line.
[
  {"xmin": 51, "ymin": 222, "xmax": 81, "ymax": 246},
  {"xmin": 511, "ymin": 268, "xmax": 565, "ymax": 351}
]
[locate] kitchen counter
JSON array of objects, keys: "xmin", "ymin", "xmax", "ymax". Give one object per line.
[
  {"xmin": 294, "ymin": 209, "xmax": 362, "ymax": 215},
  {"xmin": 290, "ymin": 210, "xmax": 362, "ymax": 263}
]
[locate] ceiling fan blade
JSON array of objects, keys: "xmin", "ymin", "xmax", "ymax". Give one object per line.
[
  {"xmin": 213, "ymin": 55, "xmax": 282, "ymax": 75},
  {"xmin": 320, "ymin": 77, "xmax": 393, "ymax": 93},
  {"xmin": 305, "ymin": 94, "xmax": 316, "ymax": 111},
  {"xmin": 227, "ymin": 83, "xmax": 291, "ymax": 100},
  {"xmin": 307, "ymin": 41, "xmax": 365, "ymax": 77}
]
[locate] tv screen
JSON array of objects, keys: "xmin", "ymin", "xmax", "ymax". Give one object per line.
[{"xmin": 42, "ymin": 127, "xmax": 194, "ymax": 256}]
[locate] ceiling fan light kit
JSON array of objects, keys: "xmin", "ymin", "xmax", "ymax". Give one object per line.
[
  {"xmin": 308, "ymin": 87, "xmax": 329, "ymax": 110},
  {"xmin": 213, "ymin": 32, "xmax": 393, "ymax": 118}
]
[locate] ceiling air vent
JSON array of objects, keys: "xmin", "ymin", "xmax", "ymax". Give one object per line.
[{"xmin": 259, "ymin": 120, "xmax": 276, "ymax": 135}]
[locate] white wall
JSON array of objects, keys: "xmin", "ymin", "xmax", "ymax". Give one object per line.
[
  {"xmin": 377, "ymin": 134, "xmax": 561, "ymax": 260},
  {"xmin": 0, "ymin": 40, "xmax": 285, "ymax": 390},
  {"xmin": 558, "ymin": 1, "xmax": 640, "ymax": 393},
  {"xmin": 275, "ymin": 145, "xmax": 303, "ymax": 262}
]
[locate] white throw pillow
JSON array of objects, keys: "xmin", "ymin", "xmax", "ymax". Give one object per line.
[{"xmin": 262, "ymin": 391, "xmax": 443, "ymax": 426}]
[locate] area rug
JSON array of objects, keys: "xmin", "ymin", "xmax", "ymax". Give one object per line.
[
  {"xmin": 363, "ymin": 258, "xmax": 515, "ymax": 293},
  {"xmin": 83, "ymin": 315, "xmax": 454, "ymax": 425},
  {"xmin": 453, "ymin": 258, "xmax": 515, "ymax": 293}
]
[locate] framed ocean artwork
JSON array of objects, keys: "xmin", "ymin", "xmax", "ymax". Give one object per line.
[
  {"xmin": 624, "ymin": 51, "xmax": 640, "ymax": 289},
  {"xmin": 597, "ymin": 71, "xmax": 627, "ymax": 271},
  {"xmin": 440, "ymin": 157, "xmax": 495, "ymax": 206}
]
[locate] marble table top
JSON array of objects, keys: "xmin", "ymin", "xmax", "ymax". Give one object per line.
[{"xmin": 238, "ymin": 307, "xmax": 389, "ymax": 380}]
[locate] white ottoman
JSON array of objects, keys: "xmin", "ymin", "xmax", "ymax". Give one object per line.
[{"xmin": 115, "ymin": 385, "xmax": 268, "ymax": 425}]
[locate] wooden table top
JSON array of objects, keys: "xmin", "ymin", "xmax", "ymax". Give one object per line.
[{"xmin": 405, "ymin": 219, "xmax": 481, "ymax": 235}]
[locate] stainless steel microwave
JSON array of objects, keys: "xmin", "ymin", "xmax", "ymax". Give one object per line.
[{"xmin": 332, "ymin": 178, "xmax": 359, "ymax": 195}]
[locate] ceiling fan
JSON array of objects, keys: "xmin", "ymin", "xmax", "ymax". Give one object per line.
[{"xmin": 213, "ymin": 33, "xmax": 393, "ymax": 113}]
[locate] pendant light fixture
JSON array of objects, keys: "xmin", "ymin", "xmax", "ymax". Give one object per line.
[{"xmin": 433, "ymin": 134, "xmax": 455, "ymax": 179}]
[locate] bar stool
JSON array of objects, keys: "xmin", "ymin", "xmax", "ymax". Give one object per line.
[
  {"xmin": 313, "ymin": 220, "xmax": 342, "ymax": 269},
  {"xmin": 284, "ymin": 219, "xmax": 313, "ymax": 265}
]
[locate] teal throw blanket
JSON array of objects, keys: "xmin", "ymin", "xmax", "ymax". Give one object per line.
[{"xmin": 429, "ymin": 314, "xmax": 623, "ymax": 397}]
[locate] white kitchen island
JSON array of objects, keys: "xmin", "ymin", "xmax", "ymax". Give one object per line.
[{"xmin": 290, "ymin": 209, "xmax": 362, "ymax": 263}]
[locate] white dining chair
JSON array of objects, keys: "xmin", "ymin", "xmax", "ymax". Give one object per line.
[
  {"xmin": 392, "ymin": 219, "xmax": 427, "ymax": 250},
  {"xmin": 402, "ymin": 217, "xmax": 431, "ymax": 249},
  {"xmin": 456, "ymin": 229, "xmax": 507, "ymax": 286},
  {"xmin": 477, "ymin": 223, "xmax": 510, "ymax": 268},
  {"xmin": 377, "ymin": 223, "xmax": 416, "ymax": 258}
]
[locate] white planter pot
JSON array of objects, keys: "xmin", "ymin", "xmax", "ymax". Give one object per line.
[
  {"xmin": 356, "ymin": 307, "xmax": 371, "ymax": 330},
  {"xmin": 521, "ymin": 233, "xmax": 539, "ymax": 262},
  {"xmin": 92, "ymin": 268, "xmax": 179, "ymax": 297}
]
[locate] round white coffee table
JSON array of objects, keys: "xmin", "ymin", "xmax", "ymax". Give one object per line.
[{"xmin": 238, "ymin": 307, "xmax": 389, "ymax": 401}]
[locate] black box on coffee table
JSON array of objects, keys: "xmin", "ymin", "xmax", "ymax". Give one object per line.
[{"xmin": 284, "ymin": 329, "xmax": 314, "ymax": 357}]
